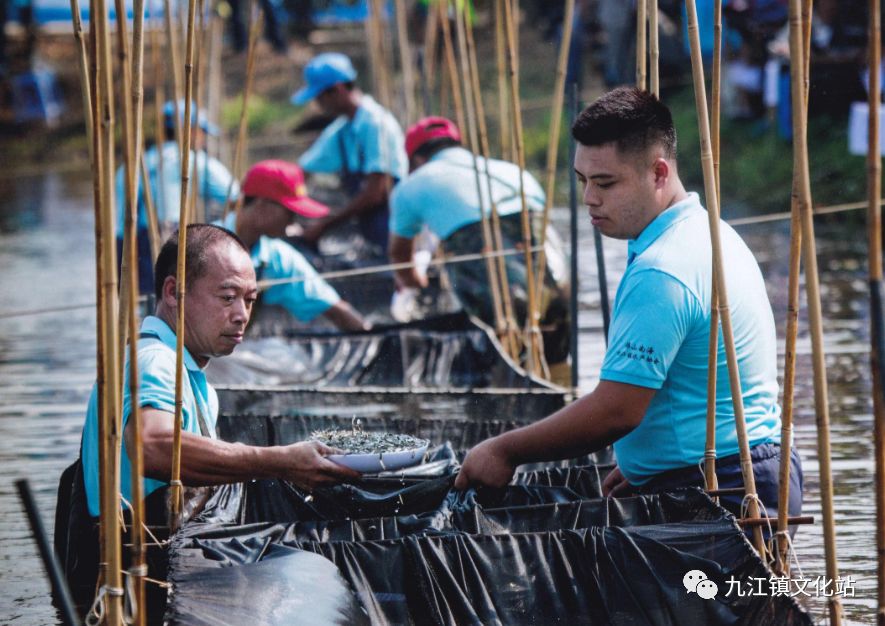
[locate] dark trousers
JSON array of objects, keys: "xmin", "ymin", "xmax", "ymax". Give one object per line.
[
  {"xmin": 632, "ymin": 442, "xmax": 803, "ymax": 537},
  {"xmin": 116, "ymin": 229, "xmax": 155, "ymax": 296}
]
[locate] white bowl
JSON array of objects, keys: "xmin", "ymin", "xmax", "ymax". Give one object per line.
[{"xmin": 328, "ymin": 443, "xmax": 430, "ymax": 473}]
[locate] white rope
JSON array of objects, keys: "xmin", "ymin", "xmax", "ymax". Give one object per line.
[
  {"xmin": 741, "ymin": 492, "xmax": 773, "ymax": 564},
  {"xmin": 120, "ymin": 495, "xmax": 169, "ymax": 548},
  {"xmin": 85, "ymin": 584, "xmax": 125, "ymax": 626},
  {"xmin": 770, "ymin": 528, "xmax": 805, "ymax": 581}
]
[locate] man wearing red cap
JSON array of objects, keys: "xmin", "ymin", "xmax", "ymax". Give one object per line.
[
  {"xmin": 389, "ymin": 117, "xmax": 570, "ymax": 382},
  {"xmin": 220, "ymin": 160, "xmax": 369, "ymax": 331}
]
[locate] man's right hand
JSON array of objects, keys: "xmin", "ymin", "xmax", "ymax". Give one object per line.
[
  {"xmin": 277, "ymin": 440, "xmax": 362, "ymax": 490},
  {"xmin": 601, "ymin": 464, "xmax": 632, "ymax": 497}
]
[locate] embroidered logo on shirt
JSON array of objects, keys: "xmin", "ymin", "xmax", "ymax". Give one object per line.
[{"xmin": 615, "ymin": 341, "xmax": 661, "ymax": 365}]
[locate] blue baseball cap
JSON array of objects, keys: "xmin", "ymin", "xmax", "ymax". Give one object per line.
[
  {"xmin": 290, "ymin": 53, "xmax": 357, "ymax": 106},
  {"xmin": 163, "ymin": 100, "xmax": 219, "ymax": 136}
]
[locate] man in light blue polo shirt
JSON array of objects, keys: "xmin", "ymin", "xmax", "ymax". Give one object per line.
[
  {"xmin": 291, "ymin": 52, "xmax": 407, "ymax": 255},
  {"xmin": 221, "ymin": 160, "xmax": 369, "ymax": 331},
  {"xmin": 114, "ymin": 100, "xmax": 239, "ymax": 293},
  {"xmin": 389, "ymin": 116, "xmax": 570, "ymax": 381},
  {"xmin": 456, "ymin": 87, "xmax": 802, "ymax": 525},
  {"xmin": 80, "ymin": 225, "xmax": 360, "ymax": 518}
]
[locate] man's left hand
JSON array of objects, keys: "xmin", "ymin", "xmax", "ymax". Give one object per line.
[{"xmin": 454, "ymin": 437, "xmax": 515, "ymax": 490}]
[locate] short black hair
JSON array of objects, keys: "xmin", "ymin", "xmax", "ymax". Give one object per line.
[
  {"xmin": 153, "ymin": 224, "xmax": 250, "ymax": 300},
  {"xmin": 571, "ymin": 87, "xmax": 677, "ymax": 159},
  {"xmin": 412, "ymin": 137, "xmax": 461, "ymax": 161}
]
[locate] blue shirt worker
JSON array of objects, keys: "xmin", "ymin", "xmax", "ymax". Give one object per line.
[
  {"xmin": 115, "ymin": 100, "xmax": 239, "ymax": 293},
  {"xmin": 292, "ymin": 52, "xmax": 407, "ymax": 255},
  {"xmin": 389, "ymin": 117, "xmax": 571, "ymax": 380},
  {"xmin": 71, "ymin": 225, "xmax": 359, "ymax": 616},
  {"xmin": 221, "ymin": 160, "xmax": 369, "ymax": 331},
  {"xmin": 455, "ymin": 87, "xmax": 802, "ymax": 529}
]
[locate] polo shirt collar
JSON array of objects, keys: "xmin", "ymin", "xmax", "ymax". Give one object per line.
[
  {"xmin": 140, "ymin": 315, "xmax": 202, "ymax": 372},
  {"xmin": 627, "ymin": 192, "xmax": 701, "ymax": 264}
]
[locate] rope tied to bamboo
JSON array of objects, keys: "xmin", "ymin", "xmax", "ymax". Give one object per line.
[
  {"xmin": 85, "ymin": 584, "xmax": 126, "ymax": 626},
  {"xmin": 741, "ymin": 493, "xmax": 773, "ymax": 563}
]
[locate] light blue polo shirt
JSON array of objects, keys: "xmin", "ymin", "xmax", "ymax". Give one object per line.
[
  {"xmin": 298, "ymin": 95, "xmax": 407, "ymax": 181},
  {"xmin": 114, "ymin": 141, "xmax": 239, "ymax": 238},
  {"xmin": 601, "ymin": 192, "xmax": 781, "ymax": 485},
  {"xmin": 389, "ymin": 147, "xmax": 546, "ymax": 240},
  {"xmin": 221, "ymin": 213, "xmax": 340, "ymax": 321},
  {"xmin": 80, "ymin": 316, "xmax": 219, "ymax": 517}
]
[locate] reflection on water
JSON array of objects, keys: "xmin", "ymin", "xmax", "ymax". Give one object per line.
[{"xmin": 0, "ymin": 174, "xmax": 876, "ymax": 624}]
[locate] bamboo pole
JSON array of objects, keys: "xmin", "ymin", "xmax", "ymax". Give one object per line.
[
  {"xmin": 366, "ymin": 0, "xmax": 393, "ymax": 111},
  {"xmin": 868, "ymin": 0, "xmax": 885, "ymax": 619},
  {"xmin": 494, "ymin": 0, "xmax": 511, "ymax": 161},
  {"xmin": 438, "ymin": 0, "xmax": 466, "ymax": 137},
  {"xmin": 125, "ymin": 0, "xmax": 148, "ymax": 621},
  {"xmin": 169, "ymin": 0, "xmax": 199, "ymax": 528},
  {"xmin": 394, "ymin": 0, "xmax": 416, "ymax": 125},
  {"xmin": 113, "ymin": 0, "xmax": 136, "ymax": 360},
  {"xmin": 775, "ymin": 0, "xmax": 812, "ymax": 576},
  {"xmin": 150, "ymin": 0, "xmax": 166, "ymax": 251},
  {"xmin": 636, "ymin": 0, "xmax": 647, "ymax": 90},
  {"xmin": 164, "ymin": 0, "xmax": 185, "ymax": 157},
  {"xmin": 703, "ymin": 0, "xmax": 724, "ymax": 501},
  {"xmin": 531, "ymin": 0, "xmax": 574, "ymax": 373},
  {"xmin": 785, "ymin": 2, "xmax": 843, "ymax": 618},
  {"xmin": 207, "ymin": 11, "xmax": 224, "ymax": 164},
  {"xmin": 422, "ymin": 0, "xmax": 439, "ymax": 115},
  {"xmin": 502, "ymin": 0, "xmax": 541, "ymax": 375},
  {"xmin": 454, "ymin": 2, "xmax": 507, "ymax": 352},
  {"xmin": 223, "ymin": 1, "xmax": 262, "ymax": 219},
  {"xmin": 648, "ymin": 0, "xmax": 659, "ymax": 97},
  {"xmin": 685, "ymin": 0, "xmax": 767, "ymax": 558},
  {"xmin": 69, "ymin": 0, "xmax": 94, "ymax": 165},
  {"xmin": 189, "ymin": 0, "xmax": 207, "ymax": 224},
  {"xmin": 464, "ymin": 5, "xmax": 520, "ymax": 358},
  {"xmin": 94, "ymin": 0, "xmax": 124, "ymax": 620}
]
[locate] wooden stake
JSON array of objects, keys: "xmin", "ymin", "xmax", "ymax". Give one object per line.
[
  {"xmin": 189, "ymin": 0, "xmax": 207, "ymax": 224},
  {"xmin": 454, "ymin": 2, "xmax": 507, "ymax": 351},
  {"xmin": 366, "ymin": 0, "xmax": 393, "ymax": 111},
  {"xmin": 703, "ymin": 0, "xmax": 724, "ymax": 501},
  {"xmin": 394, "ymin": 0, "xmax": 416, "ymax": 124},
  {"xmin": 776, "ymin": 0, "xmax": 812, "ymax": 576},
  {"xmin": 636, "ymin": 0, "xmax": 647, "ymax": 89},
  {"xmin": 126, "ymin": 0, "xmax": 148, "ymax": 621},
  {"xmin": 685, "ymin": 0, "xmax": 766, "ymax": 558},
  {"xmin": 494, "ymin": 0, "xmax": 511, "ymax": 161},
  {"xmin": 69, "ymin": 0, "xmax": 94, "ymax": 165},
  {"xmin": 93, "ymin": 0, "xmax": 124, "ymax": 620},
  {"xmin": 464, "ymin": 5, "xmax": 520, "ymax": 358},
  {"xmin": 786, "ymin": 3, "xmax": 843, "ymax": 620},
  {"xmin": 422, "ymin": 0, "xmax": 439, "ymax": 115},
  {"xmin": 169, "ymin": 0, "xmax": 199, "ymax": 528},
  {"xmin": 164, "ymin": 0, "xmax": 185, "ymax": 157},
  {"xmin": 438, "ymin": 0, "xmax": 466, "ymax": 136},
  {"xmin": 648, "ymin": 0, "xmax": 659, "ymax": 97},
  {"xmin": 224, "ymin": 1, "xmax": 261, "ymax": 219},
  {"xmin": 503, "ymin": 0, "xmax": 541, "ymax": 375},
  {"xmin": 150, "ymin": 0, "xmax": 167, "ymax": 251},
  {"xmin": 532, "ymin": 0, "xmax": 575, "ymax": 375}
]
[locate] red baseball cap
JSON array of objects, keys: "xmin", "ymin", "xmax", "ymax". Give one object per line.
[
  {"xmin": 242, "ymin": 160, "xmax": 329, "ymax": 218},
  {"xmin": 405, "ymin": 116, "xmax": 462, "ymax": 159}
]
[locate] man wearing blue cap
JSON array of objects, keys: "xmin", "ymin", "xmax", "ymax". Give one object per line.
[
  {"xmin": 291, "ymin": 52, "xmax": 407, "ymax": 257},
  {"xmin": 115, "ymin": 100, "xmax": 238, "ymax": 293}
]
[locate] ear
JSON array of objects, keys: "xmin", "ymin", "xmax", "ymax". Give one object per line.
[
  {"xmin": 651, "ymin": 157, "xmax": 670, "ymax": 189},
  {"xmin": 161, "ymin": 275, "xmax": 178, "ymax": 308}
]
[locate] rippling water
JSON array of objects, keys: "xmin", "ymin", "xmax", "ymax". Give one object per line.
[{"xmin": 0, "ymin": 173, "xmax": 876, "ymax": 624}]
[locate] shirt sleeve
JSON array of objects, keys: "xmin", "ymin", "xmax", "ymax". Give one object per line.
[
  {"xmin": 389, "ymin": 183, "xmax": 422, "ymax": 239},
  {"xmin": 599, "ymin": 269, "xmax": 701, "ymax": 390},
  {"xmin": 122, "ymin": 345, "xmax": 179, "ymax": 422},
  {"xmin": 259, "ymin": 240, "xmax": 341, "ymax": 321},
  {"xmin": 299, "ymin": 123, "xmax": 345, "ymax": 174}
]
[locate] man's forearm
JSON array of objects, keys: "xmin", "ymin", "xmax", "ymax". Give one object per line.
[{"xmin": 142, "ymin": 428, "xmax": 286, "ymax": 485}]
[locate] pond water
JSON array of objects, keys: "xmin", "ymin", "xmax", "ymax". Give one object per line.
[{"xmin": 0, "ymin": 170, "xmax": 876, "ymax": 624}]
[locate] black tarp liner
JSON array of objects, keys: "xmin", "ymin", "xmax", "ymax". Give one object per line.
[
  {"xmin": 215, "ymin": 386, "xmax": 569, "ymax": 422},
  {"xmin": 208, "ymin": 312, "xmax": 549, "ymax": 389},
  {"xmin": 166, "ymin": 484, "xmax": 810, "ymax": 625}
]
